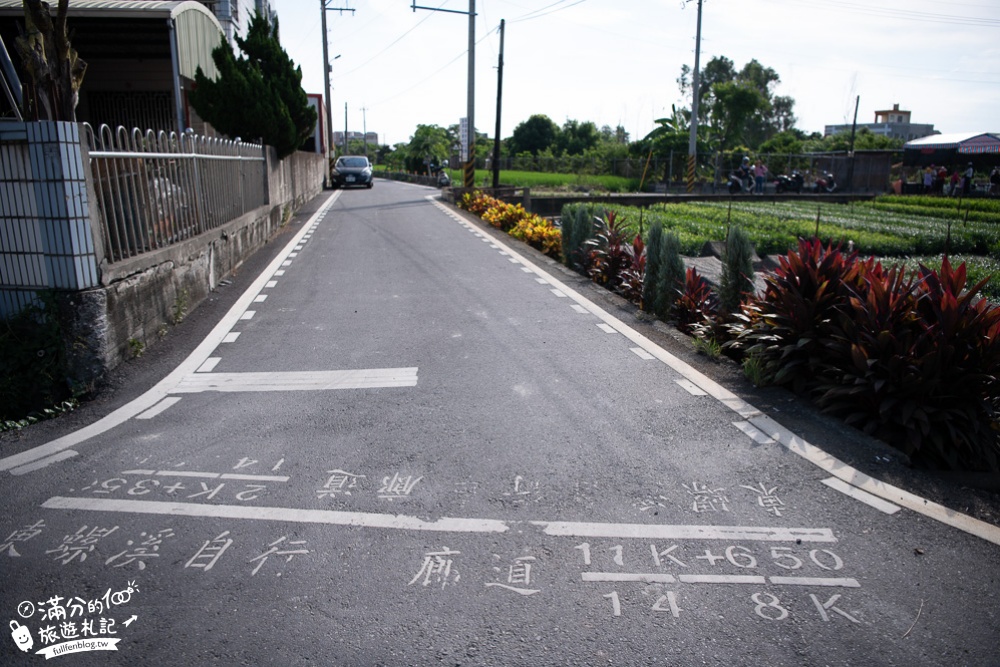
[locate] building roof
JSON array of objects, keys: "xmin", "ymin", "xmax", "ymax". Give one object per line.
[
  {"xmin": 904, "ymin": 132, "xmax": 998, "ymax": 151},
  {"xmin": 0, "ymin": 0, "xmax": 222, "ymax": 79}
]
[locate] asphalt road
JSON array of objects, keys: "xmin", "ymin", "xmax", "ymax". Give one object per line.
[{"xmin": 1, "ymin": 179, "xmax": 998, "ymax": 666}]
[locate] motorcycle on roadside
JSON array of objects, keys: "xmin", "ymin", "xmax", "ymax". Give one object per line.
[
  {"xmin": 812, "ymin": 171, "xmax": 837, "ymax": 193},
  {"xmin": 773, "ymin": 171, "xmax": 804, "ymax": 194}
]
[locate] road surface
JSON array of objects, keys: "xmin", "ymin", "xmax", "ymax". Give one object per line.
[{"xmin": 1, "ymin": 179, "xmax": 998, "ymax": 666}]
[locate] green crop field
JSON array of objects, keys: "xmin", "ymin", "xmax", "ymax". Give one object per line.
[{"xmin": 565, "ymin": 197, "xmax": 999, "ymax": 300}]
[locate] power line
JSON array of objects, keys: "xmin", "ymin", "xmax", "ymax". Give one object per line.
[
  {"xmin": 336, "ymin": 1, "xmax": 450, "ymax": 78},
  {"xmin": 369, "ymin": 29, "xmax": 494, "ymax": 108},
  {"xmin": 797, "ymin": 0, "xmax": 1000, "ymax": 27},
  {"xmin": 510, "ymin": 0, "xmax": 589, "ymax": 24}
]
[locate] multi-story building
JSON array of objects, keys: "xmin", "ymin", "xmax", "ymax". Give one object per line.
[
  {"xmin": 332, "ymin": 131, "xmax": 380, "ymax": 147},
  {"xmin": 825, "ymin": 103, "xmax": 937, "ymax": 142},
  {"xmin": 199, "ymin": 0, "xmax": 277, "ymax": 46}
]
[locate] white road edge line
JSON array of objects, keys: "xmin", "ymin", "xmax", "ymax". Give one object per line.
[
  {"xmin": 10, "ymin": 450, "xmax": 79, "ymax": 476},
  {"xmin": 0, "ymin": 191, "xmax": 341, "ymax": 473},
  {"xmin": 431, "ymin": 197, "xmax": 1000, "ymax": 547},
  {"xmin": 135, "ymin": 397, "xmax": 183, "ymax": 420},
  {"xmin": 821, "ymin": 476, "xmax": 901, "ymax": 515}
]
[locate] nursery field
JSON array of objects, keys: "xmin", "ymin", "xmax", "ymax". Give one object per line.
[{"xmin": 568, "ymin": 196, "xmax": 1000, "ymax": 300}]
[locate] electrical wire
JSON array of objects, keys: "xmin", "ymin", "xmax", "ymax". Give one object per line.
[
  {"xmin": 369, "ymin": 29, "xmax": 495, "ymax": 108},
  {"xmin": 510, "ymin": 0, "xmax": 589, "ymax": 24},
  {"xmin": 336, "ymin": 1, "xmax": 451, "ymax": 78},
  {"xmin": 795, "ymin": 0, "xmax": 1000, "ymax": 27}
]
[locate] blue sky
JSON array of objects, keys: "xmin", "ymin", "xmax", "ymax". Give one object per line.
[{"xmin": 271, "ymin": 0, "xmax": 1000, "ymax": 147}]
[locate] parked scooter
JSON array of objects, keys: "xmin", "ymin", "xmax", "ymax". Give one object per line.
[
  {"xmin": 812, "ymin": 172, "xmax": 837, "ymax": 193},
  {"xmin": 773, "ymin": 171, "xmax": 804, "ymax": 194}
]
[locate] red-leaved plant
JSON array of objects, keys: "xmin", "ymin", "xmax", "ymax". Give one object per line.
[
  {"xmin": 732, "ymin": 238, "xmax": 1000, "ymax": 471},
  {"xmin": 584, "ymin": 210, "xmax": 637, "ymax": 293},
  {"xmin": 675, "ymin": 267, "xmax": 719, "ymax": 335}
]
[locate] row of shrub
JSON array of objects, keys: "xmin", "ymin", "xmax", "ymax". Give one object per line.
[
  {"xmin": 559, "ymin": 203, "xmax": 1000, "ymax": 472},
  {"xmin": 458, "ymin": 191, "xmax": 562, "ymax": 258},
  {"xmin": 873, "ymin": 194, "xmax": 1000, "ymax": 223}
]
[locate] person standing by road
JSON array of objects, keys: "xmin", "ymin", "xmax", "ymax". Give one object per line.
[
  {"xmin": 754, "ymin": 159, "xmax": 768, "ymax": 195},
  {"xmin": 963, "ymin": 162, "xmax": 975, "ymax": 195}
]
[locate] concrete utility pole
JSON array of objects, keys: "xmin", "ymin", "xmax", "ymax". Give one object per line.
[
  {"xmin": 320, "ymin": 1, "xmax": 355, "ymax": 184},
  {"xmin": 847, "ymin": 95, "xmax": 859, "ymax": 193},
  {"xmin": 492, "ymin": 19, "xmax": 504, "ymax": 189},
  {"xmin": 686, "ymin": 0, "xmax": 703, "ymax": 193},
  {"xmin": 412, "ymin": 0, "xmax": 476, "ymax": 187},
  {"xmin": 361, "ymin": 106, "xmax": 368, "ymax": 157}
]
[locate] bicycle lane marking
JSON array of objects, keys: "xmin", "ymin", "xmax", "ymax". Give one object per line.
[
  {"xmin": 0, "ymin": 191, "xmax": 341, "ymax": 474},
  {"xmin": 429, "ymin": 197, "xmax": 1000, "ymax": 548}
]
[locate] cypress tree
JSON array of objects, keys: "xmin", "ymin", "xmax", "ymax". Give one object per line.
[
  {"xmin": 657, "ymin": 231, "xmax": 685, "ymax": 318},
  {"xmin": 642, "ymin": 222, "xmax": 663, "ymax": 313},
  {"xmin": 190, "ymin": 14, "xmax": 316, "ymax": 158},
  {"xmin": 719, "ymin": 225, "xmax": 755, "ymax": 314}
]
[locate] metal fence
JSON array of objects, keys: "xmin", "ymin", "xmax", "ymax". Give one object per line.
[
  {"xmin": 83, "ymin": 123, "xmax": 267, "ymax": 263},
  {"xmin": 480, "ymin": 150, "xmax": 903, "ymax": 193}
]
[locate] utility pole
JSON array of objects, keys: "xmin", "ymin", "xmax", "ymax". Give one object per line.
[
  {"xmin": 847, "ymin": 95, "xmax": 859, "ymax": 193},
  {"xmin": 492, "ymin": 19, "xmax": 504, "ymax": 189},
  {"xmin": 344, "ymin": 102, "xmax": 348, "ymax": 156},
  {"xmin": 360, "ymin": 106, "xmax": 368, "ymax": 157},
  {"xmin": 412, "ymin": 0, "xmax": 476, "ymax": 188},
  {"xmin": 320, "ymin": 1, "xmax": 354, "ymax": 185},
  {"xmin": 686, "ymin": 0, "xmax": 703, "ymax": 193}
]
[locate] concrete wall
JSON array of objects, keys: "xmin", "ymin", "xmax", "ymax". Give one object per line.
[
  {"xmin": 77, "ymin": 150, "xmax": 325, "ymax": 386},
  {"xmin": 0, "ymin": 120, "xmax": 325, "ymax": 391}
]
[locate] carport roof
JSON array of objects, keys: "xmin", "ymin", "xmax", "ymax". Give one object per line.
[
  {"xmin": 0, "ymin": 0, "xmax": 222, "ymax": 79},
  {"xmin": 904, "ymin": 132, "xmax": 1000, "ymax": 151}
]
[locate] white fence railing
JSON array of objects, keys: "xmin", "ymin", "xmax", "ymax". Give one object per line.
[{"xmin": 83, "ymin": 123, "xmax": 267, "ymax": 262}]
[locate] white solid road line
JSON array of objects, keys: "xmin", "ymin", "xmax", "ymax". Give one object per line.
[
  {"xmin": 0, "ymin": 191, "xmax": 341, "ymax": 473},
  {"xmin": 43, "ymin": 496, "xmax": 841, "ymax": 545},
  {"xmin": 173, "ymin": 368, "xmax": 419, "ymax": 392},
  {"xmin": 431, "ymin": 197, "xmax": 1000, "ymax": 548},
  {"xmin": 532, "ymin": 521, "xmax": 836, "ymax": 543},
  {"xmin": 42, "ymin": 496, "xmax": 510, "ymax": 534}
]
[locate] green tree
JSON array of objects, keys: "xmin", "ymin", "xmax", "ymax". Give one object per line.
[
  {"xmin": 508, "ymin": 114, "xmax": 559, "ymax": 156},
  {"xmin": 804, "ymin": 127, "xmax": 904, "ymax": 152},
  {"xmin": 678, "ymin": 56, "xmax": 796, "ymax": 152},
  {"xmin": 758, "ymin": 129, "xmax": 806, "ymax": 155},
  {"xmin": 403, "ymin": 124, "xmax": 452, "ymax": 173},
  {"xmin": 190, "ymin": 14, "xmax": 315, "ymax": 158},
  {"xmin": 556, "ymin": 119, "xmax": 600, "ymax": 156}
]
